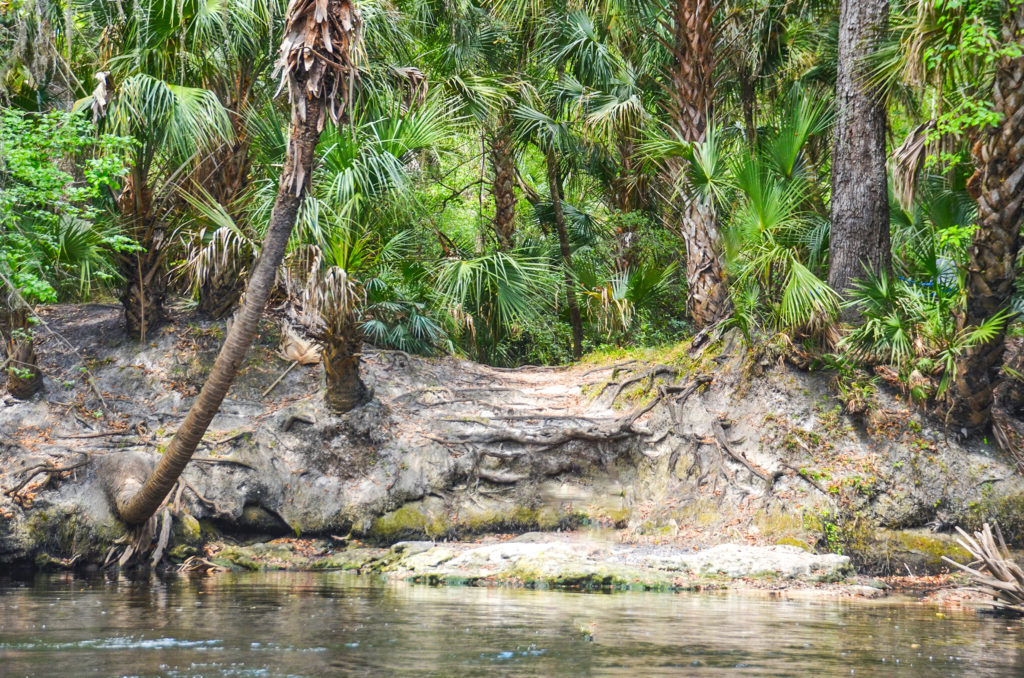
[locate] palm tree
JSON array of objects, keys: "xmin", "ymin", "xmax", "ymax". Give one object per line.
[
  {"xmin": 951, "ymin": 6, "xmax": 1024, "ymax": 430},
  {"xmin": 112, "ymin": 0, "xmax": 361, "ymax": 526},
  {"xmin": 662, "ymin": 0, "xmax": 730, "ymax": 328},
  {"xmin": 514, "ymin": 100, "xmax": 585, "ymax": 358},
  {"xmin": 827, "ymin": 0, "xmax": 891, "ymax": 304}
]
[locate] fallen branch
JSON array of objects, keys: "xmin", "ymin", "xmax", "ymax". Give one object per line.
[
  {"xmin": 943, "ymin": 523, "xmax": 1024, "ymax": 615},
  {"xmin": 3, "ymin": 456, "xmax": 92, "ymax": 498},
  {"xmin": 261, "ymin": 360, "xmax": 299, "ymax": 398}
]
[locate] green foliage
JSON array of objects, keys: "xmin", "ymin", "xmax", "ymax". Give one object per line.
[{"xmin": 0, "ymin": 109, "xmax": 132, "ymax": 303}]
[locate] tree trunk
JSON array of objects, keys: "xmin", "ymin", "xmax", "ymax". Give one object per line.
[
  {"xmin": 324, "ymin": 312, "xmax": 367, "ymax": 412},
  {"xmin": 827, "ymin": 0, "xmax": 891, "ymax": 304},
  {"xmin": 112, "ymin": 0, "xmax": 362, "ymax": 525},
  {"xmin": 490, "ymin": 116, "xmax": 517, "ymax": 251},
  {"xmin": 2, "ymin": 306, "xmax": 42, "ymax": 400},
  {"xmin": 951, "ymin": 9, "xmax": 1024, "ymax": 431},
  {"xmin": 683, "ymin": 198, "xmax": 730, "ymax": 328},
  {"xmin": 666, "ymin": 0, "xmax": 730, "ymax": 329},
  {"xmin": 546, "ymin": 148, "xmax": 583, "ymax": 360},
  {"xmin": 120, "ymin": 243, "xmax": 167, "ymax": 341}
]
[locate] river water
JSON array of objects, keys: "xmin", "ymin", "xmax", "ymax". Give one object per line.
[{"xmin": 1, "ymin": 572, "xmax": 1022, "ymax": 676}]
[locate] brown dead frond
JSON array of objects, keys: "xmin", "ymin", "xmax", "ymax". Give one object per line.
[
  {"xmin": 943, "ymin": 523, "xmax": 1024, "ymax": 615},
  {"xmin": 276, "ymin": 0, "xmax": 362, "ymax": 195}
]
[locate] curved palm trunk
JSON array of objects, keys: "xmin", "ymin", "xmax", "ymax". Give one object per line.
[
  {"xmin": 490, "ymin": 115, "xmax": 517, "ymax": 251},
  {"xmin": 951, "ymin": 10, "xmax": 1024, "ymax": 431},
  {"xmin": 113, "ymin": 0, "xmax": 361, "ymax": 526},
  {"xmin": 666, "ymin": 0, "xmax": 730, "ymax": 329},
  {"xmin": 827, "ymin": 0, "xmax": 891, "ymax": 305},
  {"xmin": 546, "ymin": 148, "xmax": 583, "ymax": 360},
  {"xmin": 324, "ymin": 310, "xmax": 367, "ymax": 412}
]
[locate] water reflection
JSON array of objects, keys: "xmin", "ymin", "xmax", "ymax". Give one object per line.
[{"xmin": 0, "ymin": 572, "xmax": 1022, "ymax": 676}]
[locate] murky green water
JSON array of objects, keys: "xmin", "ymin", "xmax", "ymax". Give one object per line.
[{"xmin": 1, "ymin": 573, "xmax": 1023, "ymax": 676}]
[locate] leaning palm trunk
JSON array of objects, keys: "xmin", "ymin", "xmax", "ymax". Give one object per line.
[
  {"xmin": 111, "ymin": 0, "xmax": 361, "ymax": 526},
  {"xmin": 951, "ymin": 9, "xmax": 1024, "ymax": 431},
  {"xmin": 827, "ymin": 0, "xmax": 891, "ymax": 304},
  {"xmin": 546, "ymin": 148, "xmax": 583, "ymax": 360},
  {"xmin": 664, "ymin": 0, "xmax": 729, "ymax": 329},
  {"xmin": 944, "ymin": 523, "xmax": 1024, "ymax": 615}
]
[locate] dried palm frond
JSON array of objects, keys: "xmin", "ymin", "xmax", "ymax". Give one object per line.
[
  {"xmin": 275, "ymin": 0, "xmax": 362, "ymax": 195},
  {"xmin": 890, "ymin": 121, "xmax": 935, "ymax": 211},
  {"xmin": 943, "ymin": 523, "xmax": 1024, "ymax": 615},
  {"xmin": 280, "ymin": 323, "xmax": 322, "ymax": 364}
]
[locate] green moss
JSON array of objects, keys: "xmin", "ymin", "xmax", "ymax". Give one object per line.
[{"xmin": 774, "ymin": 537, "xmax": 813, "ymax": 552}]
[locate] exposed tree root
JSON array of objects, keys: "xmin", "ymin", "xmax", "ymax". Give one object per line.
[{"xmin": 3, "ymin": 456, "xmax": 92, "ymax": 503}]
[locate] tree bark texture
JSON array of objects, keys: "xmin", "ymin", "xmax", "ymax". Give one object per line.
[
  {"xmin": 827, "ymin": 0, "xmax": 891, "ymax": 302},
  {"xmin": 546, "ymin": 148, "xmax": 584, "ymax": 360},
  {"xmin": 2, "ymin": 306, "xmax": 42, "ymax": 400},
  {"xmin": 951, "ymin": 9, "xmax": 1024, "ymax": 431},
  {"xmin": 666, "ymin": 0, "xmax": 730, "ymax": 329},
  {"xmin": 490, "ymin": 116, "xmax": 517, "ymax": 251},
  {"xmin": 114, "ymin": 0, "xmax": 361, "ymax": 525},
  {"xmin": 324, "ymin": 311, "xmax": 368, "ymax": 412},
  {"xmin": 120, "ymin": 242, "xmax": 167, "ymax": 341}
]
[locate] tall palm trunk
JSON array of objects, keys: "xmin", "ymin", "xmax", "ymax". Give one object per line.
[
  {"xmin": 827, "ymin": 0, "xmax": 891, "ymax": 304},
  {"xmin": 666, "ymin": 0, "xmax": 730, "ymax": 329},
  {"xmin": 112, "ymin": 0, "xmax": 361, "ymax": 526},
  {"xmin": 951, "ymin": 8, "xmax": 1024, "ymax": 431},
  {"xmin": 490, "ymin": 114, "xmax": 517, "ymax": 251},
  {"xmin": 546, "ymin": 148, "xmax": 583, "ymax": 360}
]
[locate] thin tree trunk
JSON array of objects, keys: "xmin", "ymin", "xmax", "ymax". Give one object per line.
[
  {"xmin": 490, "ymin": 115, "xmax": 517, "ymax": 251},
  {"xmin": 951, "ymin": 9, "xmax": 1024, "ymax": 431},
  {"xmin": 827, "ymin": 0, "xmax": 891, "ymax": 305},
  {"xmin": 113, "ymin": 0, "xmax": 362, "ymax": 525},
  {"xmin": 665, "ymin": 0, "xmax": 730, "ymax": 329},
  {"xmin": 546, "ymin": 148, "xmax": 583, "ymax": 360}
]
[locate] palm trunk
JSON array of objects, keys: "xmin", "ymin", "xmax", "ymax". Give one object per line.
[
  {"xmin": 490, "ymin": 117, "xmax": 517, "ymax": 251},
  {"xmin": 546, "ymin": 148, "xmax": 583, "ymax": 360},
  {"xmin": 666, "ymin": 0, "xmax": 729, "ymax": 329},
  {"xmin": 951, "ymin": 9, "xmax": 1024, "ymax": 431},
  {"xmin": 120, "ymin": 243, "xmax": 166, "ymax": 341},
  {"xmin": 683, "ymin": 198, "xmax": 730, "ymax": 328},
  {"xmin": 112, "ymin": 0, "xmax": 361, "ymax": 525},
  {"xmin": 324, "ymin": 311, "xmax": 367, "ymax": 412},
  {"xmin": 2, "ymin": 306, "xmax": 42, "ymax": 400},
  {"xmin": 827, "ymin": 0, "xmax": 891, "ymax": 305}
]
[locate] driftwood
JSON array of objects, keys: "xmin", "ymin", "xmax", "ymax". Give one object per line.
[{"xmin": 943, "ymin": 523, "xmax": 1024, "ymax": 615}]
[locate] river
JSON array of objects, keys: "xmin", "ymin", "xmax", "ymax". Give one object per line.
[{"xmin": 1, "ymin": 572, "xmax": 1022, "ymax": 676}]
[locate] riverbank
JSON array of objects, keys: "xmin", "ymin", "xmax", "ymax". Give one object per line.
[
  {"xmin": 168, "ymin": 530, "xmax": 990, "ymax": 605},
  {"xmin": 1, "ymin": 304, "xmax": 1022, "ymax": 591}
]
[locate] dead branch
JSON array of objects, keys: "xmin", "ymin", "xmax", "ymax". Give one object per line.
[
  {"xmin": 944, "ymin": 523, "xmax": 1024, "ymax": 615},
  {"xmin": 3, "ymin": 456, "xmax": 92, "ymax": 499}
]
